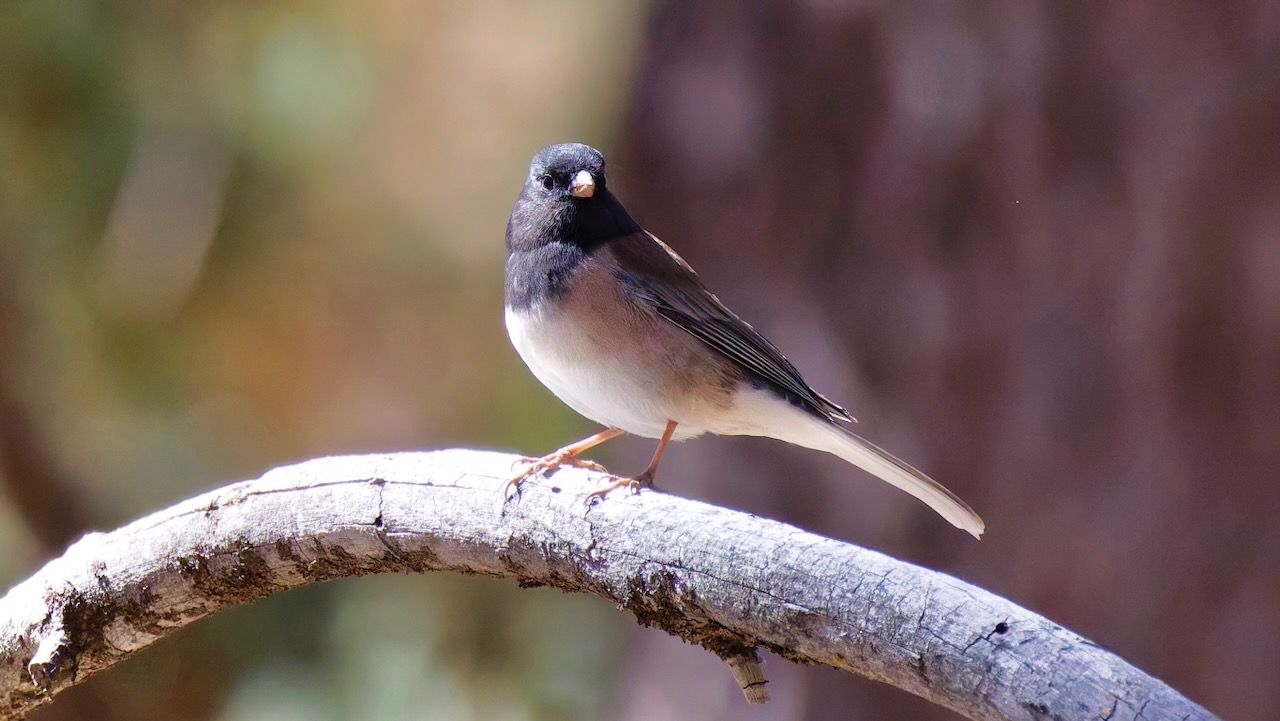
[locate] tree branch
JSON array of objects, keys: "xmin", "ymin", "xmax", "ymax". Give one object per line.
[{"xmin": 0, "ymin": 450, "xmax": 1215, "ymax": 720}]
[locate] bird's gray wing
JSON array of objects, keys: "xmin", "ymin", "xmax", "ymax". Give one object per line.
[{"xmin": 606, "ymin": 231, "xmax": 852, "ymax": 423}]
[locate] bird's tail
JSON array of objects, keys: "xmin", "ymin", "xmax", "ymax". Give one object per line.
[
  {"xmin": 737, "ymin": 392, "xmax": 985, "ymax": 538},
  {"xmin": 815, "ymin": 421, "xmax": 985, "ymax": 538}
]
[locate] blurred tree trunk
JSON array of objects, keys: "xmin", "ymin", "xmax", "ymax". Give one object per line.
[
  {"xmin": 0, "ymin": 234, "xmax": 95, "ymax": 555},
  {"xmin": 0, "ymin": 237, "xmax": 123, "ymax": 721},
  {"xmin": 613, "ymin": 2, "xmax": 1279, "ymax": 719}
]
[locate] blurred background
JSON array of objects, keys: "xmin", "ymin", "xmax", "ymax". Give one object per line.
[{"xmin": 1, "ymin": 1, "xmax": 1277, "ymax": 719}]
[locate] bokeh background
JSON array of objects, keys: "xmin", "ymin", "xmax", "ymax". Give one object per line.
[{"xmin": 2, "ymin": 1, "xmax": 1277, "ymax": 719}]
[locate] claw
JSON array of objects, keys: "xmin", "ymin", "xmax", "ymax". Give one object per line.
[
  {"xmin": 503, "ymin": 451, "xmax": 609, "ymax": 500},
  {"xmin": 501, "ymin": 461, "xmax": 542, "ymax": 501},
  {"xmin": 568, "ymin": 458, "xmax": 607, "ymax": 473},
  {"xmin": 582, "ymin": 470, "xmax": 654, "ymax": 505}
]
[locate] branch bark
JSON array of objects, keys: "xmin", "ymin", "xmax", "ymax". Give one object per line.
[{"xmin": 0, "ymin": 450, "xmax": 1215, "ymax": 720}]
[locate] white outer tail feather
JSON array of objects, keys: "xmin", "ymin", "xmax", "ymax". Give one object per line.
[
  {"xmin": 727, "ymin": 389, "xmax": 985, "ymax": 538},
  {"xmin": 808, "ymin": 419, "xmax": 986, "ymax": 538}
]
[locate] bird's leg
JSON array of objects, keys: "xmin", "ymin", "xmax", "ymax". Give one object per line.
[
  {"xmin": 633, "ymin": 419, "xmax": 678, "ymax": 488},
  {"xmin": 504, "ymin": 427, "xmax": 625, "ymax": 498},
  {"xmin": 585, "ymin": 420, "xmax": 677, "ymax": 503}
]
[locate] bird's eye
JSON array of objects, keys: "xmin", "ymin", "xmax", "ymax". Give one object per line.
[{"xmin": 539, "ymin": 175, "xmax": 555, "ymax": 191}]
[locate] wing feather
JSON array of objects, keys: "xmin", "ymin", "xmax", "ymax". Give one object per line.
[{"xmin": 609, "ymin": 232, "xmax": 852, "ymax": 422}]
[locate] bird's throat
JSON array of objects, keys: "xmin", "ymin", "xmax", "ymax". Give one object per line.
[{"xmin": 504, "ymin": 242, "xmax": 586, "ymax": 311}]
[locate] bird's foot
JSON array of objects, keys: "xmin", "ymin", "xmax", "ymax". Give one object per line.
[
  {"xmin": 582, "ymin": 470, "xmax": 655, "ymax": 505},
  {"xmin": 504, "ymin": 452, "xmax": 608, "ymax": 500},
  {"xmin": 564, "ymin": 457, "xmax": 608, "ymax": 473}
]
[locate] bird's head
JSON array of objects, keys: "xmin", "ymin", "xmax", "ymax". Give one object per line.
[
  {"xmin": 507, "ymin": 143, "xmax": 639, "ymax": 252},
  {"xmin": 528, "ymin": 142, "xmax": 607, "ymax": 200}
]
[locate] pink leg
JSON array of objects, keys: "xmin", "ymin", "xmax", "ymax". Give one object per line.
[
  {"xmin": 503, "ymin": 427, "xmax": 625, "ymax": 498},
  {"xmin": 585, "ymin": 420, "xmax": 678, "ymax": 503}
]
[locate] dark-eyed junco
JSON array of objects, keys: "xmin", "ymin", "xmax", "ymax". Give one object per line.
[{"xmin": 503, "ymin": 143, "xmax": 984, "ymax": 538}]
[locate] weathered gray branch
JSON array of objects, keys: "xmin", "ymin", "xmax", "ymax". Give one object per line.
[{"xmin": 0, "ymin": 450, "xmax": 1215, "ymax": 720}]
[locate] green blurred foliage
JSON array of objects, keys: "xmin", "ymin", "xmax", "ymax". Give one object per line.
[{"xmin": 0, "ymin": 1, "xmax": 645, "ymax": 719}]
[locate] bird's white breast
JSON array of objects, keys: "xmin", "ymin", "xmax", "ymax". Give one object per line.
[{"xmin": 506, "ymin": 304, "xmax": 699, "ymax": 439}]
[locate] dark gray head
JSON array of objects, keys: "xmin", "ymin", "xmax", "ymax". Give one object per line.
[
  {"xmin": 528, "ymin": 143, "xmax": 607, "ymax": 196},
  {"xmin": 506, "ymin": 143, "xmax": 641, "ymax": 253}
]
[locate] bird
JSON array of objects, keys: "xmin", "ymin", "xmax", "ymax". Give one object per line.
[{"xmin": 502, "ymin": 142, "xmax": 985, "ymax": 538}]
